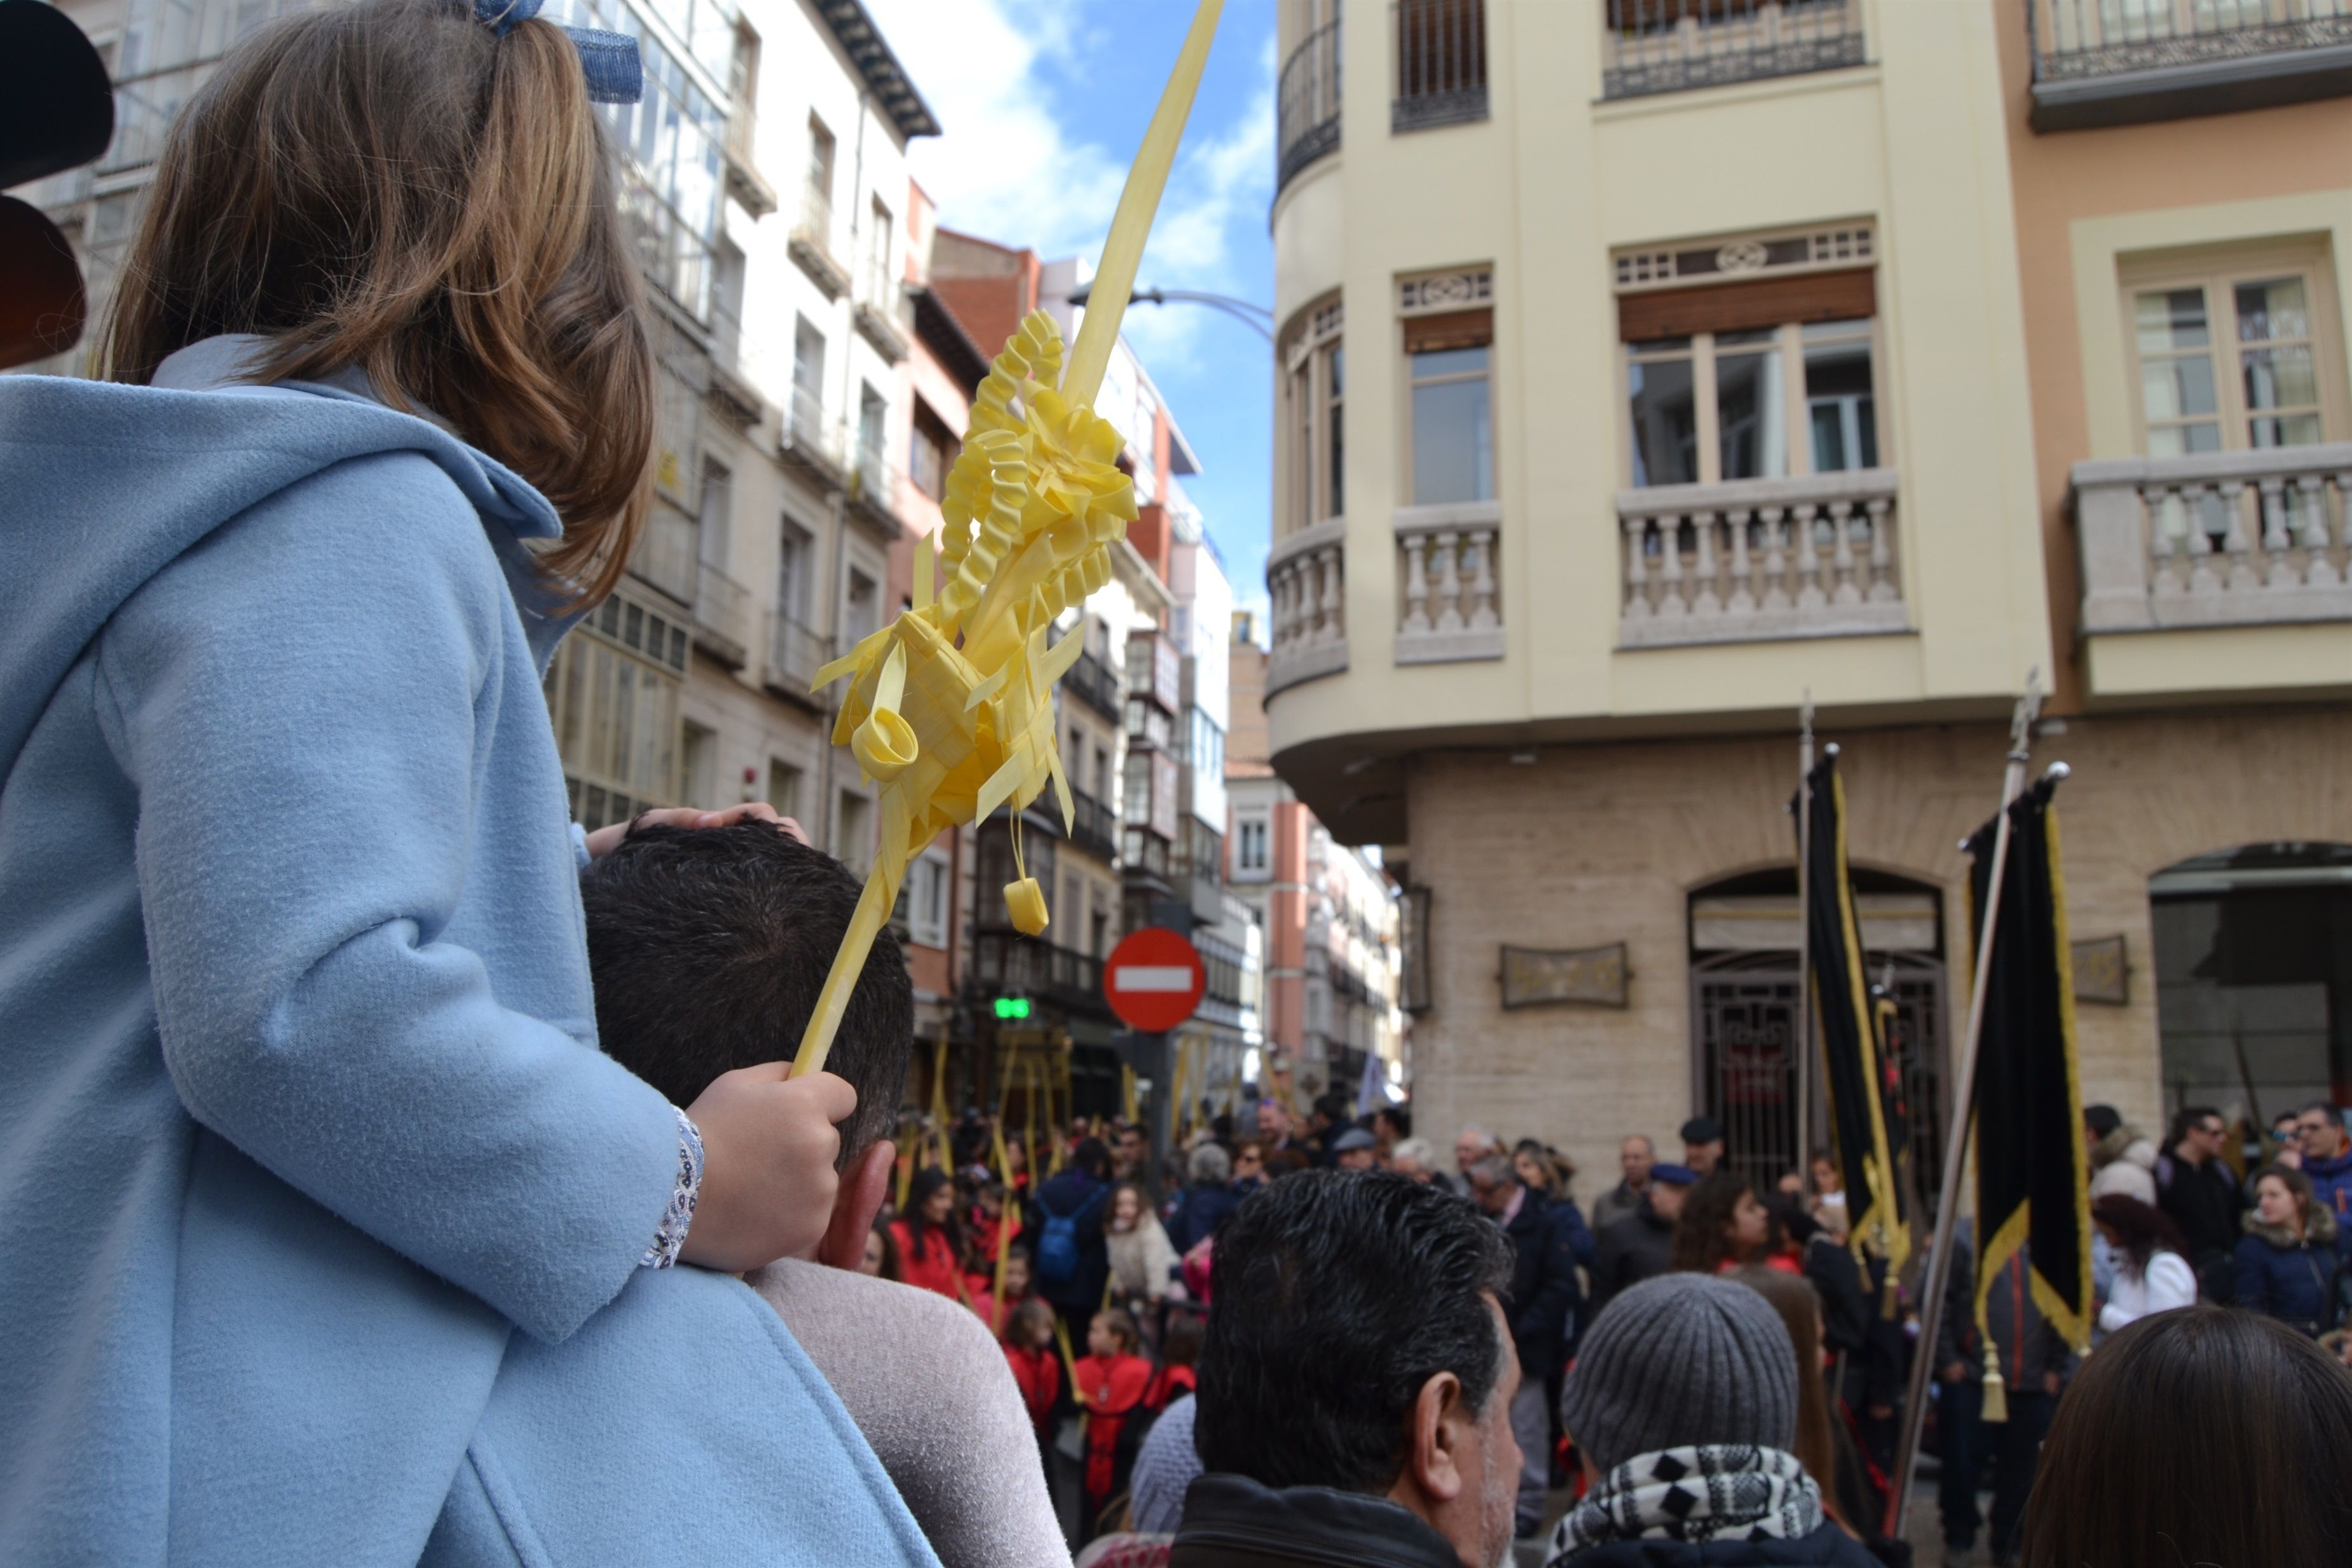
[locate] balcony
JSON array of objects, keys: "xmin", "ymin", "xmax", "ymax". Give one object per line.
[
  {"xmin": 2072, "ymin": 444, "xmax": 2352, "ymax": 632},
  {"xmin": 1617, "ymin": 469, "xmax": 1904, "ymax": 648},
  {"xmin": 1395, "ymin": 501, "xmax": 1503, "ymax": 664},
  {"xmin": 779, "ymin": 385, "xmax": 848, "ymax": 488},
  {"xmin": 1278, "ymin": 17, "xmax": 1343, "ymax": 196},
  {"xmin": 721, "ymin": 108, "xmax": 778, "ymax": 219},
  {"xmin": 705, "ymin": 301, "xmax": 763, "ymax": 431},
  {"xmin": 1392, "ymin": 0, "xmax": 1487, "ymax": 132},
  {"xmin": 1602, "ymin": 0, "xmax": 1868, "ymax": 100},
  {"xmin": 968, "ymin": 930, "xmax": 1105, "ymax": 1011},
  {"xmin": 2029, "ymin": 0, "xmax": 2352, "ymax": 131},
  {"xmin": 854, "ymin": 297, "xmax": 909, "ymax": 364},
  {"xmin": 629, "ymin": 503, "xmax": 699, "ymax": 607},
  {"xmin": 1267, "ymin": 517, "xmax": 1349, "ymax": 694},
  {"xmin": 1065, "ymin": 649, "xmax": 1123, "ymax": 721},
  {"xmin": 849, "ymin": 440, "xmax": 903, "ymax": 536},
  {"xmin": 765, "ymin": 611, "xmax": 832, "ymax": 708},
  {"xmin": 788, "ymin": 185, "xmax": 849, "ymax": 300},
  {"xmin": 692, "ymin": 562, "xmax": 754, "ymax": 669}
]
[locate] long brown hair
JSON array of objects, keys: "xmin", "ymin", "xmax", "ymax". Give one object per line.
[
  {"xmin": 2022, "ymin": 1306, "xmax": 2352, "ymax": 1567},
  {"xmin": 1730, "ymin": 1267, "xmax": 1843, "ymax": 1526},
  {"xmin": 1671, "ymin": 1171, "xmax": 1754, "ymax": 1274},
  {"xmin": 104, "ymin": 0, "xmax": 650, "ymax": 604}
]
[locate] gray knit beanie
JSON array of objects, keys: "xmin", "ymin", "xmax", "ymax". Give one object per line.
[{"xmin": 1558, "ymin": 1272, "xmax": 1798, "ymax": 1474}]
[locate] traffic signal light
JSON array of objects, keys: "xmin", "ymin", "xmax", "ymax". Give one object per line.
[{"xmin": 993, "ymin": 996, "xmax": 1032, "ymax": 1020}]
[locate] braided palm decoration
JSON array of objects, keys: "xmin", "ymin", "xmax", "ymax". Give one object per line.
[{"xmin": 793, "ymin": 0, "xmax": 1224, "ymax": 1077}]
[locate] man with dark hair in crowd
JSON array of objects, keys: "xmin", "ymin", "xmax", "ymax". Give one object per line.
[
  {"xmin": 1587, "ymin": 1162, "xmax": 1696, "ymax": 1316},
  {"xmin": 1306, "ymin": 1090, "xmax": 1356, "ymax": 1168},
  {"xmin": 1467, "ymin": 1152, "xmax": 1585, "ymax": 1540},
  {"xmin": 580, "ymin": 822, "xmax": 1063, "ymax": 1567},
  {"xmin": 1177, "ymin": 1170, "xmax": 1521, "ymax": 1568},
  {"xmin": 1679, "ymin": 1115, "xmax": 1726, "ymax": 1178},
  {"xmin": 2296, "ymin": 1100, "xmax": 2352, "ymax": 1220},
  {"xmin": 2156, "ymin": 1104, "xmax": 2243, "ymax": 1302},
  {"xmin": 1112, "ymin": 1120, "xmax": 1148, "ymax": 1183}
]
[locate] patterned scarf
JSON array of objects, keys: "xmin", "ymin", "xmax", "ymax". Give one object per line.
[{"xmin": 1545, "ymin": 1445, "xmax": 1822, "ymax": 1564}]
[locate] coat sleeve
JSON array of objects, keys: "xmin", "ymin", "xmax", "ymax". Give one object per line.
[
  {"xmin": 1557, "ymin": 1199, "xmax": 1598, "ymax": 1269},
  {"xmin": 93, "ymin": 458, "xmax": 680, "ymax": 1343},
  {"xmin": 2234, "ymin": 1236, "xmax": 2269, "ymax": 1314},
  {"xmin": 2145, "ymin": 1252, "xmax": 2199, "ymax": 1313}
]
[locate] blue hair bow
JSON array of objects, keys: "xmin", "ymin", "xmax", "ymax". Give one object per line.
[{"xmin": 474, "ymin": 0, "xmax": 643, "ymax": 106}]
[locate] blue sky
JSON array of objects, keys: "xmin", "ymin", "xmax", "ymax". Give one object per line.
[{"xmin": 862, "ymin": 0, "xmax": 1279, "ymax": 624}]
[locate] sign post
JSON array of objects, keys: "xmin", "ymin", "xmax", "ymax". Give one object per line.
[{"xmin": 1104, "ymin": 927, "xmax": 1207, "ymax": 1197}]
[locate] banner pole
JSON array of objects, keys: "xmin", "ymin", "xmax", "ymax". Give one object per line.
[
  {"xmin": 1885, "ymin": 672, "xmax": 2041, "ymax": 1538},
  {"xmin": 1796, "ymin": 690, "xmax": 1815, "ymax": 1185}
]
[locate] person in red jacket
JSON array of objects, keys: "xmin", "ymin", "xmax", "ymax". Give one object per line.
[
  {"xmin": 1073, "ymin": 1307, "xmax": 1157, "ymax": 1535},
  {"xmin": 1002, "ymin": 1297, "xmax": 1062, "ymax": 1451},
  {"xmin": 970, "ymin": 1246, "xmax": 1040, "ymax": 1337},
  {"xmin": 890, "ymin": 1167, "xmax": 966, "ymax": 1301}
]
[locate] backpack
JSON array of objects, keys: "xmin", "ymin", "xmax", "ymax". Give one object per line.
[{"xmin": 1036, "ymin": 1180, "xmax": 1102, "ymax": 1286}]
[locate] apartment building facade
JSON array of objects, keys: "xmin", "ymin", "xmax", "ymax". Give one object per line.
[
  {"xmin": 1229, "ymin": 633, "xmax": 1404, "ymax": 1107},
  {"xmin": 1264, "ymin": 0, "xmax": 2352, "ymax": 1189}
]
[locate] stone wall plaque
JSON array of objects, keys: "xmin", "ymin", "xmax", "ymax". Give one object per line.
[
  {"xmin": 1500, "ymin": 943, "xmax": 1630, "ymax": 1009},
  {"xmin": 2072, "ymin": 934, "xmax": 2130, "ymax": 1006}
]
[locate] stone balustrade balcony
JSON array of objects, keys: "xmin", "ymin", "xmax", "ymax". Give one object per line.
[
  {"xmin": 1396, "ymin": 501, "xmax": 1503, "ymax": 664},
  {"xmin": 1617, "ymin": 468, "xmax": 1904, "ymax": 648},
  {"xmin": 2072, "ymin": 444, "xmax": 2352, "ymax": 632},
  {"xmin": 1267, "ymin": 517, "xmax": 1348, "ymax": 695}
]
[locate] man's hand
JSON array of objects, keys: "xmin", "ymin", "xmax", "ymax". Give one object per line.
[
  {"xmin": 678, "ymin": 1066, "xmax": 856, "ymax": 1272},
  {"xmin": 1939, "ymin": 1360, "xmax": 1969, "ymax": 1384},
  {"xmin": 584, "ymin": 801, "xmax": 809, "ymax": 860}
]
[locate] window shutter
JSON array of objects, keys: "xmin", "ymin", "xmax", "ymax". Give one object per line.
[
  {"xmin": 1404, "ymin": 306, "xmax": 1493, "ymax": 354},
  {"xmin": 1617, "ymin": 268, "xmax": 1875, "ymax": 342}
]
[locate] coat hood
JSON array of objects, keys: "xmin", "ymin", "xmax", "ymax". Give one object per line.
[
  {"xmin": 0, "ymin": 336, "xmax": 570, "ymax": 782},
  {"xmin": 2091, "ymin": 1126, "xmax": 2157, "ymax": 1172},
  {"xmin": 2244, "ymin": 1203, "xmax": 2339, "ymax": 1250}
]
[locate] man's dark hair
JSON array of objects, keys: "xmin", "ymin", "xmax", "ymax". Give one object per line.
[
  {"xmin": 1313, "ymin": 1090, "xmax": 1353, "ymax": 1128},
  {"xmin": 2171, "ymin": 1105, "xmax": 2224, "ymax": 1146},
  {"xmin": 1194, "ymin": 1170, "xmax": 1513, "ymax": 1494},
  {"xmin": 580, "ymin": 822, "xmax": 912, "ymax": 1166},
  {"xmin": 2302, "ymin": 1100, "xmax": 2342, "ymax": 1121}
]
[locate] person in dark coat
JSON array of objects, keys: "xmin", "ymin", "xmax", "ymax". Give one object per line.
[
  {"xmin": 1030, "ymin": 1137, "xmax": 1114, "ymax": 1346},
  {"xmin": 2156, "ymin": 1104, "xmax": 2243, "ymax": 1301},
  {"xmin": 1547, "ymin": 1274, "xmax": 1877, "ymax": 1567},
  {"xmin": 1170, "ymin": 1142, "xmax": 1242, "ymax": 1254},
  {"xmin": 1470, "ymin": 1152, "xmax": 1585, "ymax": 1537},
  {"xmin": 2235, "ymin": 1164, "xmax": 2351, "ymax": 1337},
  {"xmin": 1589, "ymin": 1163, "xmax": 1696, "ymax": 1316},
  {"xmin": 1936, "ymin": 1224, "xmax": 2071, "ymax": 1567}
]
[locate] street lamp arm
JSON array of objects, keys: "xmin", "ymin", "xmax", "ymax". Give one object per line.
[{"xmin": 1069, "ymin": 283, "xmax": 1275, "ymax": 343}]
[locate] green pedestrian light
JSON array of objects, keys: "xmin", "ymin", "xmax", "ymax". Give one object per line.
[{"xmin": 993, "ymin": 996, "xmax": 1032, "ymax": 1020}]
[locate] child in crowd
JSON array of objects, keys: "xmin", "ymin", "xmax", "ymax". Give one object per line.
[
  {"xmin": 974, "ymin": 1246, "xmax": 1040, "ymax": 1338},
  {"xmin": 1154, "ymin": 1311, "xmax": 1203, "ymax": 1403},
  {"xmin": 1074, "ymin": 1308, "xmax": 1159, "ymax": 1536},
  {"xmin": 582, "ymin": 823, "xmax": 1068, "ymax": 1568},
  {"xmin": 1004, "ymin": 1297, "xmax": 1063, "ymax": 1450},
  {"xmin": 863, "ymin": 1218, "xmax": 902, "ymax": 1281},
  {"xmin": 892, "ymin": 1167, "xmax": 967, "ymax": 1301}
]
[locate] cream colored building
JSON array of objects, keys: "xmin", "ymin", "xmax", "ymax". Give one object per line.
[{"xmin": 1264, "ymin": 0, "xmax": 2352, "ymax": 1191}]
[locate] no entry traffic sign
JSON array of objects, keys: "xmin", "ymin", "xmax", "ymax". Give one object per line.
[{"xmin": 1102, "ymin": 926, "xmax": 1206, "ymax": 1033}]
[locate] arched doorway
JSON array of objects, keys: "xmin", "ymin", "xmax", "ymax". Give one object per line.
[
  {"xmin": 2152, "ymin": 842, "xmax": 2352, "ymax": 1130},
  {"xmin": 1688, "ymin": 867, "xmax": 1948, "ymax": 1197}
]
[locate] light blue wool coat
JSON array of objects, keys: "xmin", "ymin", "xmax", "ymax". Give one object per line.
[{"xmin": 0, "ymin": 341, "xmax": 941, "ymax": 1568}]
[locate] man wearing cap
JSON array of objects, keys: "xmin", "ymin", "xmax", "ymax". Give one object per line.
[
  {"xmin": 1587, "ymin": 1164, "xmax": 1696, "ymax": 1317},
  {"xmin": 1547, "ymin": 1274, "xmax": 1874, "ymax": 1565},
  {"xmin": 1332, "ymin": 1126, "xmax": 1379, "ymax": 1171},
  {"xmin": 1679, "ymin": 1116, "xmax": 1726, "ymax": 1177}
]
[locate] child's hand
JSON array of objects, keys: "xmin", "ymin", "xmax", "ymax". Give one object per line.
[{"xmin": 678, "ymin": 1065, "xmax": 856, "ymax": 1272}]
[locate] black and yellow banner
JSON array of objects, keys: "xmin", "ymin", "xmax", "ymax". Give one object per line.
[
  {"xmin": 1796, "ymin": 752, "xmax": 1910, "ymax": 1277},
  {"xmin": 1965, "ymin": 774, "xmax": 2092, "ymax": 1352}
]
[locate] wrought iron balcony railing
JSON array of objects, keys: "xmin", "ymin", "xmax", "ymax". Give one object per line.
[
  {"xmin": 1393, "ymin": 0, "xmax": 1487, "ymax": 132},
  {"xmin": 1278, "ymin": 18, "xmax": 1343, "ymax": 196},
  {"xmin": 1602, "ymin": 0, "xmax": 1868, "ymax": 100},
  {"xmin": 2029, "ymin": 0, "xmax": 2352, "ymax": 130}
]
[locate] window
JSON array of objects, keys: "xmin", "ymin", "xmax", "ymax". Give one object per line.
[
  {"xmin": 2130, "ymin": 269, "xmax": 2334, "ymax": 456},
  {"xmin": 835, "ymin": 789, "xmax": 872, "ymax": 874},
  {"xmin": 767, "ymin": 759, "xmax": 802, "ymax": 819},
  {"xmin": 867, "ymin": 196, "xmax": 894, "ymax": 304},
  {"xmin": 542, "ymin": 592, "xmax": 687, "ymax": 832},
  {"xmin": 1067, "ymin": 728, "xmax": 1087, "ymax": 794},
  {"xmin": 806, "ymin": 115, "xmax": 834, "ymax": 206},
  {"xmin": 1627, "ymin": 319, "xmax": 1878, "ymax": 485},
  {"xmin": 1094, "ymin": 746, "xmax": 1111, "ymax": 805},
  {"xmin": 697, "ymin": 457, "xmax": 732, "ymax": 569},
  {"xmin": 680, "ymin": 721, "xmax": 718, "ymax": 810},
  {"xmin": 1404, "ymin": 300, "xmax": 1494, "ymax": 505},
  {"xmin": 1090, "ymin": 899, "xmax": 1109, "ymax": 960},
  {"xmin": 903, "ymin": 852, "xmax": 950, "ymax": 948},
  {"xmin": 1236, "ymin": 817, "xmax": 1269, "ymax": 874},
  {"xmin": 1280, "ymin": 297, "xmax": 1344, "ymax": 534},
  {"xmin": 857, "ymin": 384, "xmax": 888, "ymax": 492},
  {"xmin": 791, "ymin": 317, "xmax": 825, "ymax": 439},
  {"xmin": 845, "ymin": 567, "xmax": 879, "ymax": 644},
  {"xmin": 910, "ymin": 399, "xmax": 957, "ymax": 501},
  {"xmin": 711, "ymin": 243, "xmax": 746, "ymax": 366},
  {"xmin": 777, "ymin": 519, "xmax": 812, "ymax": 624}
]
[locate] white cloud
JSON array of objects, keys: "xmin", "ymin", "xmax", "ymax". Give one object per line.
[{"xmin": 868, "ymin": 0, "xmax": 1275, "ymax": 376}]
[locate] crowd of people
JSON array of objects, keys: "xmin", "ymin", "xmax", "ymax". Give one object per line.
[{"xmin": 13, "ymin": 8, "xmax": 2352, "ymax": 1565}]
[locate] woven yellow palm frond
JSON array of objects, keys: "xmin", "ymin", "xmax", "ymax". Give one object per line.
[{"xmin": 791, "ymin": 0, "xmax": 1224, "ymax": 1079}]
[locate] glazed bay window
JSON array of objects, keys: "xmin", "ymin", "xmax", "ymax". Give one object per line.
[
  {"xmin": 1407, "ymin": 313, "xmax": 1494, "ymax": 504},
  {"xmin": 1271, "ymin": 297, "xmax": 1348, "ymax": 686},
  {"xmin": 1614, "ymin": 243, "xmax": 1903, "ymax": 644}
]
